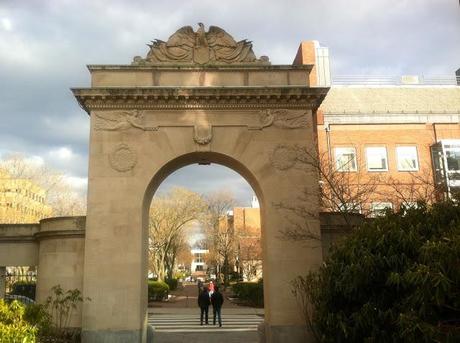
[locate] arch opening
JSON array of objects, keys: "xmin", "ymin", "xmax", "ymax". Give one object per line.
[{"xmin": 141, "ymin": 152, "xmax": 266, "ymax": 336}]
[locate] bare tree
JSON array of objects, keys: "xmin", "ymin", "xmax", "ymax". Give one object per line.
[
  {"xmin": 203, "ymin": 190, "xmax": 236, "ymax": 287},
  {"xmin": 384, "ymin": 164, "xmax": 444, "ymax": 208},
  {"xmin": 238, "ymin": 238, "xmax": 262, "ymax": 281},
  {"xmin": 0, "ymin": 154, "xmax": 86, "ymax": 222},
  {"xmin": 148, "ymin": 187, "xmax": 205, "ymax": 281},
  {"xmin": 275, "ymin": 145, "xmax": 378, "ymax": 242}
]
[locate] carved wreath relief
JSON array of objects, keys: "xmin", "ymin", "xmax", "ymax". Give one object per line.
[
  {"xmin": 270, "ymin": 144, "xmax": 310, "ymax": 171},
  {"xmin": 132, "ymin": 23, "xmax": 269, "ymax": 65},
  {"xmin": 109, "ymin": 144, "xmax": 137, "ymax": 172}
]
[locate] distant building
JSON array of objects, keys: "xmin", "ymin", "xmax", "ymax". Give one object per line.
[
  {"xmin": 190, "ymin": 241, "xmax": 208, "ymax": 281},
  {"xmin": 218, "ymin": 204, "xmax": 262, "ymax": 282},
  {"xmin": 0, "ymin": 171, "xmax": 52, "ymax": 223}
]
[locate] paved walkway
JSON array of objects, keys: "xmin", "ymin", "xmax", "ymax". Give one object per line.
[
  {"xmin": 148, "ymin": 309, "xmax": 263, "ymax": 343},
  {"xmin": 149, "ymin": 283, "xmax": 241, "ymax": 308},
  {"xmin": 148, "ymin": 284, "xmax": 264, "ymax": 343}
]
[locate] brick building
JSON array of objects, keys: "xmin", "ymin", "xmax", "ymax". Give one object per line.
[
  {"xmin": 0, "ymin": 171, "xmax": 52, "ymax": 223},
  {"xmin": 295, "ymin": 41, "xmax": 460, "ymax": 216}
]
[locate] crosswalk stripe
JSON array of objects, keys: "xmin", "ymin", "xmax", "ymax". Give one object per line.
[{"xmin": 148, "ymin": 313, "xmax": 264, "ymax": 333}]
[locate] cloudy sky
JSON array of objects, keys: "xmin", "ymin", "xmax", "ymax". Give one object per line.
[{"xmin": 0, "ymin": 0, "xmax": 458, "ymax": 206}]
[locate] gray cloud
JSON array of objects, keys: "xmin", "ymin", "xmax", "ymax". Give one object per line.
[{"xmin": 0, "ymin": 0, "xmax": 458, "ymax": 202}]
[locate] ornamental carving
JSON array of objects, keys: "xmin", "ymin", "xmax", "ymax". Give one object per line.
[
  {"xmin": 94, "ymin": 111, "xmax": 158, "ymax": 131},
  {"xmin": 258, "ymin": 109, "xmax": 310, "ymax": 129},
  {"xmin": 109, "ymin": 144, "xmax": 137, "ymax": 172},
  {"xmin": 132, "ymin": 23, "xmax": 269, "ymax": 65},
  {"xmin": 193, "ymin": 123, "xmax": 213, "ymax": 145},
  {"xmin": 270, "ymin": 144, "xmax": 310, "ymax": 171}
]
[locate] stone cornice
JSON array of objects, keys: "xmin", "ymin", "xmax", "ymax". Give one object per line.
[
  {"xmin": 86, "ymin": 64, "xmax": 313, "ymax": 72},
  {"xmin": 72, "ymin": 86, "xmax": 329, "ymax": 113}
]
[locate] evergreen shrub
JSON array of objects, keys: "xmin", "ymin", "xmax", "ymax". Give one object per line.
[
  {"xmin": 296, "ymin": 202, "xmax": 460, "ymax": 342},
  {"xmin": 232, "ymin": 279, "xmax": 263, "ymax": 307},
  {"xmin": 148, "ymin": 281, "xmax": 169, "ymax": 301}
]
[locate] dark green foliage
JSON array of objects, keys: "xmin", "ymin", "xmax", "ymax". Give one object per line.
[
  {"xmin": 148, "ymin": 281, "xmax": 169, "ymax": 301},
  {"xmin": 303, "ymin": 202, "xmax": 460, "ymax": 342},
  {"xmin": 23, "ymin": 303, "xmax": 51, "ymax": 336},
  {"xmin": 232, "ymin": 279, "xmax": 264, "ymax": 307},
  {"xmin": 11, "ymin": 281, "xmax": 36, "ymax": 300},
  {"xmin": 165, "ymin": 278, "xmax": 178, "ymax": 291}
]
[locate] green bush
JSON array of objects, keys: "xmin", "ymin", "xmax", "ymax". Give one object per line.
[
  {"xmin": 23, "ymin": 303, "xmax": 51, "ymax": 336},
  {"xmin": 165, "ymin": 278, "xmax": 178, "ymax": 291},
  {"xmin": 148, "ymin": 281, "xmax": 169, "ymax": 301},
  {"xmin": 0, "ymin": 300, "xmax": 37, "ymax": 342},
  {"xmin": 11, "ymin": 281, "xmax": 36, "ymax": 300},
  {"xmin": 297, "ymin": 202, "xmax": 460, "ymax": 342},
  {"xmin": 232, "ymin": 279, "xmax": 263, "ymax": 307}
]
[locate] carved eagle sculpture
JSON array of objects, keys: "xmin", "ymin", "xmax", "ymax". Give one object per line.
[{"xmin": 134, "ymin": 24, "xmax": 269, "ymax": 65}]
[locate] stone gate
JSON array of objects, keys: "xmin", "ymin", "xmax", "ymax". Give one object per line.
[{"xmin": 0, "ymin": 24, "xmax": 330, "ymax": 343}]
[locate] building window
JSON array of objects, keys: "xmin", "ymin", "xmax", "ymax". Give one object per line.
[
  {"xmin": 195, "ymin": 265, "xmax": 203, "ymax": 272},
  {"xmin": 397, "ymin": 146, "xmax": 418, "ymax": 171},
  {"xmin": 335, "ymin": 147, "xmax": 357, "ymax": 172},
  {"xmin": 370, "ymin": 202, "xmax": 393, "ymax": 217},
  {"xmin": 339, "ymin": 202, "xmax": 361, "ymax": 213},
  {"xmin": 194, "ymin": 253, "xmax": 203, "ymax": 263},
  {"xmin": 366, "ymin": 147, "xmax": 388, "ymax": 171}
]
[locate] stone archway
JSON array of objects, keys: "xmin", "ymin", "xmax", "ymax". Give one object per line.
[{"xmin": 72, "ymin": 24, "xmax": 328, "ymax": 343}]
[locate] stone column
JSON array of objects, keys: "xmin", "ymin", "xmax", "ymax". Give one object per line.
[
  {"xmin": 35, "ymin": 217, "xmax": 86, "ymax": 328},
  {"xmin": 0, "ymin": 266, "xmax": 6, "ymax": 299}
]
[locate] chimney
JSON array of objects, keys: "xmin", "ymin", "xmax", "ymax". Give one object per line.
[
  {"xmin": 456, "ymin": 68, "xmax": 460, "ymax": 86},
  {"xmin": 293, "ymin": 41, "xmax": 331, "ymax": 87}
]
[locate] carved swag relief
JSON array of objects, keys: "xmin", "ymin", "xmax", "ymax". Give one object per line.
[{"xmin": 95, "ymin": 109, "xmax": 308, "ymax": 151}]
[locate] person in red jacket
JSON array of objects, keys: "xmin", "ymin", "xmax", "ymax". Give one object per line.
[
  {"xmin": 198, "ymin": 287, "xmax": 211, "ymax": 325},
  {"xmin": 211, "ymin": 286, "xmax": 224, "ymax": 327}
]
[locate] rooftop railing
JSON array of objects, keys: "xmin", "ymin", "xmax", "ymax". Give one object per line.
[{"xmin": 331, "ymin": 75, "xmax": 459, "ymax": 86}]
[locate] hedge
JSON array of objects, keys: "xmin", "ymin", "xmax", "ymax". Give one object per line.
[
  {"xmin": 165, "ymin": 278, "xmax": 178, "ymax": 291},
  {"xmin": 148, "ymin": 281, "xmax": 169, "ymax": 301},
  {"xmin": 232, "ymin": 279, "xmax": 263, "ymax": 307}
]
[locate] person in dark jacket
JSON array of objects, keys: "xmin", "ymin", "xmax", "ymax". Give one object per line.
[
  {"xmin": 210, "ymin": 286, "xmax": 224, "ymax": 327},
  {"xmin": 198, "ymin": 287, "xmax": 211, "ymax": 325}
]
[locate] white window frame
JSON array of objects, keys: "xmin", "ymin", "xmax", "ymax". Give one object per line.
[
  {"xmin": 366, "ymin": 146, "xmax": 389, "ymax": 172},
  {"xmin": 335, "ymin": 147, "xmax": 358, "ymax": 172},
  {"xmin": 370, "ymin": 202, "xmax": 393, "ymax": 217},
  {"xmin": 396, "ymin": 146, "xmax": 419, "ymax": 171},
  {"xmin": 339, "ymin": 202, "xmax": 361, "ymax": 214}
]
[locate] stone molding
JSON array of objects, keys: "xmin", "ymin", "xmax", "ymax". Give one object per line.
[
  {"xmin": 72, "ymin": 87, "xmax": 328, "ymax": 113},
  {"xmin": 34, "ymin": 229, "xmax": 85, "ymax": 241}
]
